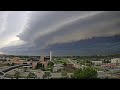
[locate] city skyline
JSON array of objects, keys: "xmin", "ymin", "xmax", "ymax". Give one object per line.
[{"xmin": 0, "ymin": 11, "xmax": 120, "ymax": 56}]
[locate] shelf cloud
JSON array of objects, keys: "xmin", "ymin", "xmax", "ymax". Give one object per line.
[{"xmin": 0, "ymin": 11, "xmax": 120, "ymax": 55}]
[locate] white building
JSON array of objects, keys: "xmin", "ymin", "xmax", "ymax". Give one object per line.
[
  {"xmin": 111, "ymin": 58, "xmax": 120, "ymax": 64},
  {"xmin": 50, "ymin": 51, "xmax": 52, "ymax": 61},
  {"xmin": 91, "ymin": 61, "xmax": 102, "ymax": 66}
]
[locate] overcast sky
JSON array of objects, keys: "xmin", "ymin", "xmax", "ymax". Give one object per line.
[{"xmin": 0, "ymin": 11, "xmax": 120, "ymax": 56}]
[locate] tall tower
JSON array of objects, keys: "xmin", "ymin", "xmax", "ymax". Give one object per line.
[{"xmin": 50, "ymin": 51, "xmax": 52, "ymax": 61}]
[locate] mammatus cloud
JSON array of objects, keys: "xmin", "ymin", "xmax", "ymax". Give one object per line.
[{"xmin": 0, "ymin": 11, "xmax": 120, "ymax": 55}]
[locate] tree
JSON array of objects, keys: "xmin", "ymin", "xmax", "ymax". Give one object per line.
[
  {"xmin": 62, "ymin": 71, "xmax": 68, "ymax": 78},
  {"xmin": 47, "ymin": 62, "xmax": 54, "ymax": 72},
  {"xmin": 14, "ymin": 71, "xmax": 20, "ymax": 79},
  {"xmin": 86, "ymin": 60, "xmax": 90, "ymax": 63},
  {"xmin": 42, "ymin": 72, "xmax": 51, "ymax": 79},
  {"xmin": 27, "ymin": 72, "xmax": 36, "ymax": 79},
  {"xmin": 49, "ymin": 67, "xmax": 53, "ymax": 72},
  {"xmin": 48, "ymin": 61, "xmax": 54, "ymax": 66},
  {"xmin": 86, "ymin": 63, "xmax": 92, "ymax": 67},
  {"xmin": 72, "ymin": 67, "xmax": 98, "ymax": 79},
  {"xmin": 63, "ymin": 62, "xmax": 67, "ymax": 66}
]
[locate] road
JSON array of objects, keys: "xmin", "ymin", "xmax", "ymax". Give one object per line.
[
  {"xmin": 0, "ymin": 64, "xmax": 29, "ymax": 73},
  {"xmin": 67, "ymin": 59, "xmax": 80, "ymax": 69},
  {"xmin": 0, "ymin": 64, "xmax": 30, "ymax": 79}
]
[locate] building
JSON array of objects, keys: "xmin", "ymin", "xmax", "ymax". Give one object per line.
[
  {"xmin": 9, "ymin": 57, "xmax": 32, "ymax": 65},
  {"xmin": 10, "ymin": 57, "xmax": 20, "ymax": 64},
  {"xmin": 31, "ymin": 61, "xmax": 38, "ymax": 69},
  {"xmin": 39, "ymin": 51, "xmax": 52, "ymax": 68},
  {"xmin": 50, "ymin": 51, "xmax": 52, "ymax": 61},
  {"xmin": 91, "ymin": 61, "xmax": 102, "ymax": 66},
  {"xmin": 111, "ymin": 58, "xmax": 120, "ymax": 64},
  {"xmin": 40, "ymin": 56, "xmax": 50, "ymax": 68},
  {"xmin": 40, "ymin": 56, "xmax": 50, "ymax": 61},
  {"xmin": 101, "ymin": 63, "xmax": 117, "ymax": 69},
  {"xmin": 53, "ymin": 64, "xmax": 63, "ymax": 72},
  {"xmin": 40, "ymin": 56, "xmax": 45, "ymax": 62},
  {"xmin": 23, "ymin": 65, "xmax": 32, "ymax": 70}
]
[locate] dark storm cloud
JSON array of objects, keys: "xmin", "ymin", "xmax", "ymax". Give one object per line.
[
  {"xmin": 18, "ymin": 11, "xmax": 99, "ymax": 42},
  {"xmin": 20, "ymin": 11, "xmax": 120, "ymax": 48},
  {"xmin": 1, "ymin": 11, "xmax": 120, "ymax": 55}
]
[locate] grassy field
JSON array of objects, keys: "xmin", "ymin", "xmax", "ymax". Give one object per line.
[{"xmin": 53, "ymin": 58, "xmax": 71, "ymax": 64}]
